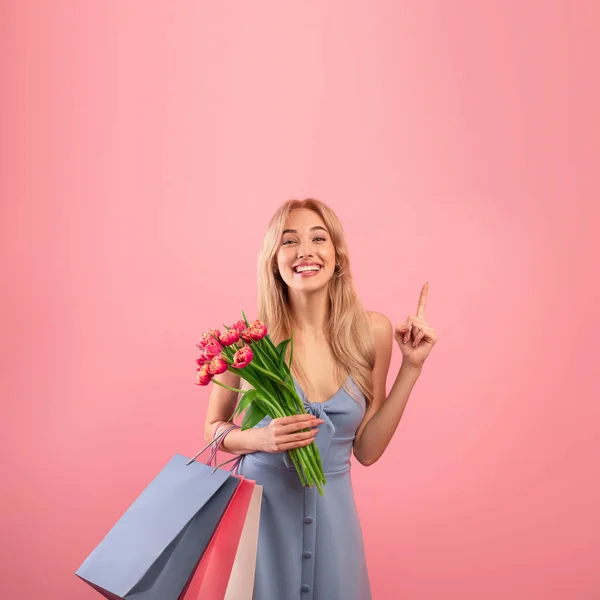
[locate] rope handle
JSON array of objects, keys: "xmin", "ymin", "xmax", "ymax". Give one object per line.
[
  {"xmin": 210, "ymin": 423, "xmax": 244, "ymax": 475},
  {"xmin": 185, "ymin": 421, "xmax": 244, "ymax": 475}
]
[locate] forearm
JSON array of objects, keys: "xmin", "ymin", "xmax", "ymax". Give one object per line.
[
  {"xmin": 206, "ymin": 420, "xmax": 264, "ymax": 455},
  {"xmin": 354, "ymin": 362, "xmax": 423, "ymax": 465}
]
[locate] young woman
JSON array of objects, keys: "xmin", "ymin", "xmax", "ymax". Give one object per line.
[{"xmin": 204, "ymin": 198, "xmax": 437, "ymax": 600}]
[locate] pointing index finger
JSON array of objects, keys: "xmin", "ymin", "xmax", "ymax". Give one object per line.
[{"xmin": 417, "ymin": 282, "xmax": 429, "ymax": 319}]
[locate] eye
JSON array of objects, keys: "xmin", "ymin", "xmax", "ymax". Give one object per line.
[
  {"xmin": 314, "ymin": 236, "xmax": 326, "ymax": 242},
  {"xmin": 282, "ymin": 239, "xmax": 296, "ymax": 246}
]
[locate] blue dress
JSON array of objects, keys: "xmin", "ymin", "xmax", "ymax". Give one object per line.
[{"xmin": 237, "ymin": 374, "xmax": 372, "ymax": 600}]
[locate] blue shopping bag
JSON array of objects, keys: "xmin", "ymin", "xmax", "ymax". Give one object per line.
[{"xmin": 75, "ymin": 451, "xmax": 241, "ymax": 600}]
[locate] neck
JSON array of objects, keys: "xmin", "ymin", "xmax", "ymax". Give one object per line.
[{"xmin": 287, "ymin": 286, "xmax": 330, "ymax": 338}]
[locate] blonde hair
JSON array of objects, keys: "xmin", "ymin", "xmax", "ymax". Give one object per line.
[{"xmin": 256, "ymin": 198, "xmax": 375, "ymax": 406}]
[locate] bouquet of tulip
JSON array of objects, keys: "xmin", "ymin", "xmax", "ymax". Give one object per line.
[{"xmin": 194, "ymin": 312, "xmax": 327, "ymax": 495}]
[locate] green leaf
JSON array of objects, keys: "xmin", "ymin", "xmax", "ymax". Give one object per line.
[
  {"xmin": 241, "ymin": 402, "xmax": 267, "ymax": 430},
  {"xmin": 251, "ymin": 362, "xmax": 289, "ymax": 389},
  {"xmin": 288, "ymin": 330, "xmax": 295, "ymax": 369},
  {"xmin": 276, "ymin": 339, "xmax": 289, "ymax": 357},
  {"xmin": 276, "ymin": 339, "xmax": 291, "ymax": 372},
  {"xmin": 262, "ymin": 332, "xmax": 281, "ymax": 360},
  {"xmin": 234, "ymin": 389, "xmax": 258, "ymax": 418}
]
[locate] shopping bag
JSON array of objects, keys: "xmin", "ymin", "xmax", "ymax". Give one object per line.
[
  {"xmin": 75, "ymin": 447, "xmax": 240, "ymax": 600},
  {"xmin": 224, "ymin": 482, "xmax": 263, "ymax": 600},
  {"xmin": 179, "ymin": 476, "xmax": 256, "ymax": 600},
  {"xmin": 179, "ymin": 422, "xmax": 262, "ymax": 600}
]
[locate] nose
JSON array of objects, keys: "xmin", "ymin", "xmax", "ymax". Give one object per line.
[
  {"xmin": 297, "ymin": 245, "xmax": 314, "ymax": 259},
  {"xmin": 296, "ymin": 238, "xmax": 314, "ymax": 259}
]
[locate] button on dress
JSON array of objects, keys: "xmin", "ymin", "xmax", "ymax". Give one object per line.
[{"xmin": 237, "ymin": 374, "xmax": 372, "ymax": 600}]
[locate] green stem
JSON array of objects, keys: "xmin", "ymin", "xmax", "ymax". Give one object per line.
[
  {"xmin": 262, "ymin": 333, "xmax": 284, "ymax": 365},
  {"xmin": 284, "ymin": 387, "xmax": 305, "ymax": 414},
  {"xmin": 290, "ymin": 449, "xmax": 310, "ymax": 486},
  {"xmin": 251, "ymin": 362, "xmax": 296, "ymax": 392},
  {"xmin": 251, "ymin": 339, "xmax": 280, "ymax": 373},
  {"xmin": 287, "ymin": 449, "xmax": 308, "ymax": 486},
  {"xmin": 300, "ymin": 445, "xmax": 321, "ymax": 485},
  {"xmin": 233, "ymin": 353, "xmax": 280, "ymax": 398},
  {"xmin": 256, "ymin": 396, "xmax": 285, "ymax": 419},
  {"xmin": 229, "ymin": 365, "xmax": 268, "ymax": 394},
  {"xmin": 220, "ymin": 367, "xmax": 282, "ymax": 420},
  {"xmin": 211, "ymin": 379, "xmax": 246, "ymax": 394}
]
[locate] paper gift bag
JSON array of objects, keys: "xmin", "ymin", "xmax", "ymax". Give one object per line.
[
  {"xmin": 75, "ymin": 453, "xmax": 240, "ymax": 600},
  {"xmin": 179, "ymin": 476, "xmax": 256, "ymax": 600},
  {"xmin": 224, "ymin": 482, "xmax": 263, "ymax": 600}
]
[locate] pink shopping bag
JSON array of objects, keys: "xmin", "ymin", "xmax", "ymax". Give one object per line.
[
  {"xmin": 179, "ymin": 476, "xmax": 255, "ymax": 600},
  {"xmin": 224, "ymin": 482, "xmax": 263, "ymax": 600}
]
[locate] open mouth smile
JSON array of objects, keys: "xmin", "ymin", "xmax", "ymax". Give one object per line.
[{"xmin": 293, "ymin": 263, "xmax": 322, "ymax": 276}]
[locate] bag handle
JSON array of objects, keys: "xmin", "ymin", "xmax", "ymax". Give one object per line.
[
  {"xmin": 211, "ymin": 453, "xmax": 243, "ymax": 475},
  {"xmin": 206, "ymin": 423, "xmax": 238, "ymax": 466},
  {"xmin": 210, "ymin": 423, "xmax": 244, "ymax": 475},
  {"xmin": 186, "ymin": 422, "xmax": 244, "ymax": 475},
  {"xmin": 185, "ymin": 422, "xmax": 237, "ymax": 466}
]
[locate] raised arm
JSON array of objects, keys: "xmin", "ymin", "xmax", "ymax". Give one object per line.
[{"xmin": 353, "ymin": 284, "xmax": 437, "ymax": 466}]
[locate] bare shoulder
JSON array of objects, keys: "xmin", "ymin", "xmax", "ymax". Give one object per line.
[
  {"xmin": 367, "ymin": 310, "xmax": 393, "ymax": 341},
  {"xmin": 366, "ymin": 310, "xmax": 394, "ymax": 380}
]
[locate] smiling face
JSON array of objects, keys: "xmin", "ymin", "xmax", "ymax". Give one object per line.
[{"xmin": 276, "ymin": 208, "xmax": 336, "ymax": 293}]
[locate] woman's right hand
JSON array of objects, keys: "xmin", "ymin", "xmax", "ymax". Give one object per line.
[{"xmin": 259, "ymin": 414, "xmax": 324, "ymax": 453}]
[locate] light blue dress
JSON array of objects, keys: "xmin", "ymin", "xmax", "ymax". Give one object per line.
[{"xmin": 237, "ymin": 374, "xmax": 372, "ymax": 600}]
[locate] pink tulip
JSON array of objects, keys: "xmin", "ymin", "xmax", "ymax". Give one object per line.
[
  {"xmin": 195, "ymin": 364, "xmax": 212, "ymax": 386},
  {"xmin": 197, "ymin": 328, "xmax": 222, "ymax": 348},
  {"xmin": 195, "ymin": 347, "xmax": 211, "ymax": 365},
  {"xmin": 208, "ymin": 327, "xmax": 221, "ymax": 340},
  {"xmin": 240, "ymin": 328, "xmax": 253, "ymax": 343},
  {"xmin": 219, "ymin": 327, "xmax": 240, "ymax": 346},
  {"xmin": 248, "ymin": 320, "xmax": 268, "ymax": 340},
  {"xmin": 231, "ymin": 345, "xmax": 253, "ymax": 369},
  {"xmin": 231, "ymin": 320, "xmax": 247, "ymax": 333},
  {"xmin": 207, "ymin": 355, "xmax": 228, "ymax": 375},
  {"xmin": 203, "ymin": 340, "xmax": 223, "ymax": 361}
]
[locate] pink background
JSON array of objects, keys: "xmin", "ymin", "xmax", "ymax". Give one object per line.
[{"xmin": 2, "ymin": 1, "xmax": 599, "ymax": 599}]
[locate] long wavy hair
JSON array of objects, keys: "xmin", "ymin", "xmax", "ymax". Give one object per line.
[{"xmin": 256, "ymin": 198, "xmax": 375, "ymax": 406}]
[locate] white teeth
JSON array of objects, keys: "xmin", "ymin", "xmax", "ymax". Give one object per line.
[{"xmin": 295, "ymin": 265, "xmax": 321, "ymax": 273}]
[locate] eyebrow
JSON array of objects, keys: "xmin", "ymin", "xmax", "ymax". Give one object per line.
[{"xmin": 282, "ymin": 226, "xmax": 329, "ymax": 235}]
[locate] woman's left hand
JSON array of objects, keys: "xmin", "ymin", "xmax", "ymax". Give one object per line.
[{"xmin": 394, "ymin": 282, "xmax": 438, "ymax": 368}]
